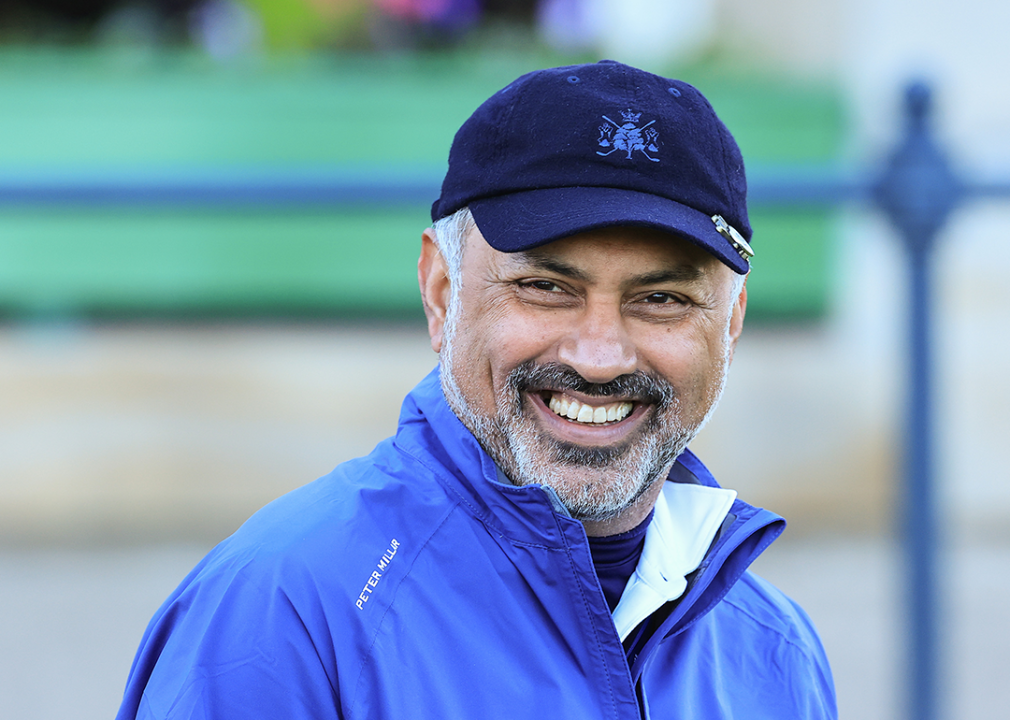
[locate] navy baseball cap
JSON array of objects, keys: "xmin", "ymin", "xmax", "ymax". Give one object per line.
[{"xmin": 431, "ymin": 60, "xmax": 754, "ymax": 274}]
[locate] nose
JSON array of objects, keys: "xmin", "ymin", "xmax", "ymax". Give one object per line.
[{"xmin": 556, "ymin": 300, "xmax": 637, "ymax": 384}]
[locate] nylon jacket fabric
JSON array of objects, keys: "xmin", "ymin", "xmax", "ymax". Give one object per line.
[{"xmin": 117, "ymin": 369, "xmax": 836, "ymax": 720}]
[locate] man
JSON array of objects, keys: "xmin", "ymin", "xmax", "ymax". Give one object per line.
[{"xmin": 118, "ymin": 60, "xmax": 836, "ymax": 719}]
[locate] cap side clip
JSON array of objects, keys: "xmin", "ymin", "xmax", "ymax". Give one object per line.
[{"xmin": 712, "ymin": 215, "xmax": 754, "ymax": 262}]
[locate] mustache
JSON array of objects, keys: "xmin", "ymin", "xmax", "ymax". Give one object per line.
[{"xmin": 506, "ymin": 361, "xmax": 675, "ymax": 408}]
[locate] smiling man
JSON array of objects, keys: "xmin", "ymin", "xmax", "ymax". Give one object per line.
[
  {"xmin": 118, "ymin": 61, "xmax": 836, "ymax": 720},
  {"xmin": 423, "ymin": 225, "xmax": 744, "ymax": 537}
]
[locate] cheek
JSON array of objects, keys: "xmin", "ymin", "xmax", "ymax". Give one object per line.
[
  {"xmin": 464, "ymin": 300, "xmax": 558, "ymax": 366},
  {"xmin": 448, "ymin": 299, "xmax": 553, "ymax": 408},
  {"xmin": 642, "ymin": 325, "xmax": 726, "ymax": 397}
]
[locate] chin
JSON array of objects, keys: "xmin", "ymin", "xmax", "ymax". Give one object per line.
[
  {"xmin": 502, "ymin": 419, "xmax": 686, "ymax": 520},
  {"xmin": 550, "ymin": 470, "xmax": 662, "ymax": 522}
]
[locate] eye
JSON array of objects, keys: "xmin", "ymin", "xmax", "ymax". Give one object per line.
[
  {"xmin": 513, "ymin": 278, "xmax": 579, "ymax": 307},
  {"xmin": 522, "ymin": 279, "xmax": 564, "ymax": 293},
  {"xmin": 642, "ymin": 292, "xmax": 680, "ymax": 304}
]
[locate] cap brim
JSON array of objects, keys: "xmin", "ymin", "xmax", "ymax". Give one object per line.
[{"xmin": 469, "ymin": 186, "xmax": 749, "ymax": 274}]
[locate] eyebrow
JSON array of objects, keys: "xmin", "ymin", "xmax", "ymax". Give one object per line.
[
  {"xmin": 515, "ymin": 252, "xmax": 706, "ymax": 286},
  {"xmin": 517, "ymin": 254, "xmax": 592, "ymax": 282},
  {"xmin": 631, "ymin": 267, "xmax": 705, "ymax": 285}
]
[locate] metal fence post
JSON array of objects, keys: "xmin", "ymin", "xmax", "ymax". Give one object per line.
[{"xmin": 873, "ymin": 82, "xmax": 962, "ymax": 720}]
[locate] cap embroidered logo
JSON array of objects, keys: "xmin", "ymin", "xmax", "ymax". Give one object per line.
[{"xmin": 597, "ymin": 109, "xmax": 660, "ymax": 163}]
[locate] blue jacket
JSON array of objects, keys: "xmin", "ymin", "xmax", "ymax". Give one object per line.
[{"xmin": 118, "ymin": 369, "xmax": 836, "ymax": 719}]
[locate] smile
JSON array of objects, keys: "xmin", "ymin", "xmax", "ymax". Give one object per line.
[{"xmin": 546, "ymin": 392, "xmax": 634, "ymax": 425}]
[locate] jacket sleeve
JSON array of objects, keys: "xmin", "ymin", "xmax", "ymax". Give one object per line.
[{"xmin": 116, "ymin": 556, "xmax": 342, "ymax": 720}]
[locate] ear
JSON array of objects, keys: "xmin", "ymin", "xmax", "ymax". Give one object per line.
[
  {"xmin": 726, "ymin": 276, "xmax": 747, "ymax": 362},
  {"xmin": 418, "ymin": 228, "xmax": 452, "ymax": 353}
]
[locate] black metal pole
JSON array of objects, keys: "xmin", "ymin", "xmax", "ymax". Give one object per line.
[
  {"xmin": 904, "ymin": 241, "xmax": 938, "ymax": 720},
  {"xmin": 873, "ymin": 82, "xmax": 961, "ymax": 720}
]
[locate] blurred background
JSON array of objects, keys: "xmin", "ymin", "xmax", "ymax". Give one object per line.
[{"xmin": 0, "ymin": 0, "xmax": 1008, "ymax": 718}]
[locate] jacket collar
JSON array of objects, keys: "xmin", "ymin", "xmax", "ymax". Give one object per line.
[
  {"xmin": 612, "ymin": 481, "xmax": 737, "ymax": 641},
  {"xmin": 395, "ymin": 367, "xmax": 576, "ymax": 548}
]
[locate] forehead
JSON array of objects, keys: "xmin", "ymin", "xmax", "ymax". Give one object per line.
[{"xmin": 467, "ymin": 225, "xmax": 726, "ymax": 281}]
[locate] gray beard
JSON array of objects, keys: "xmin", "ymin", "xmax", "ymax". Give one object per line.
[{"xmin": 439, "ymin": 316, "xmax": 726, "ymax": 521}]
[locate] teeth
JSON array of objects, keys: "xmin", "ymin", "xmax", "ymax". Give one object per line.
[{"xmin": 547, "ymin": 393, "xmax": 634, "ymax": 425}]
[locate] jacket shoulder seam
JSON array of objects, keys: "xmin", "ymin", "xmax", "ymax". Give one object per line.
[{"xmin": 721, "ymin": 589, "xmax": 820, "ymax": 660}]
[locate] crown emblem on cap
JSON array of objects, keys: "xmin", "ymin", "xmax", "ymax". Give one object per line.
[
  {"xmin": 596, "ymin": 108, "xmax": 660, "ymax": 163},
  {"xmin": 712, "ymin": 215, "xmax": 755, "ymax": 261}
]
